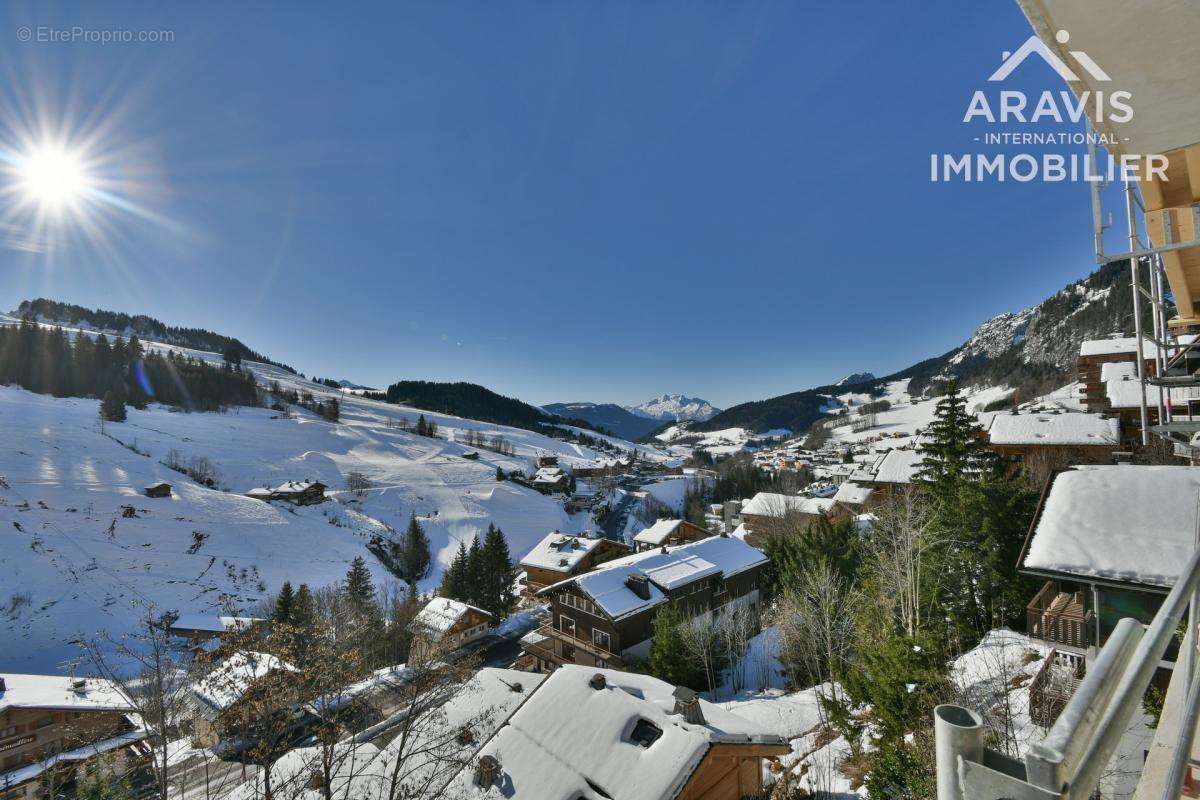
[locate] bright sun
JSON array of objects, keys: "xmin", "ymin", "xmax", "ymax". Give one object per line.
[{"xmin": 17, "ymin": 145, "xmax": 92, "ymax": 208}]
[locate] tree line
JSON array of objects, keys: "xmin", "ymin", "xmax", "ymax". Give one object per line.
[{"xmin": 0, "ymin": 317, "xmax": 260, "ymax": 416}]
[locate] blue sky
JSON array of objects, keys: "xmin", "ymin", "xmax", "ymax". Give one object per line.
[{"xmin": 0, "ymin": 1, "xmax": 1126, "ymax": 408}]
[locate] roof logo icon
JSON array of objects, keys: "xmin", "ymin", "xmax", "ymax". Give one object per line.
[{"xmin": 989, "ymin": 30, "xmax": 1111, "ymax": 83}]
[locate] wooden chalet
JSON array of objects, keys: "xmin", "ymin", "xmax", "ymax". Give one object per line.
[
  {"xmin": 737, "ymin": 492, "xmax": 835, "ymax": 548},
  {"xmin": 442, "ymin": 666, "xmax": 789, "ymax": 800},
  {"xmin": 166, "ymin": 614, "xmax": 267, "ymax": 646},
  {"xmin": 0, "ymin": 674, "xmax": 149, "ymax": 800},
  {"xmin": 244, "ymin": 480, "xmax": 327, "ymax": 505},
  {"xmin": 184, "ymin": 652, "xmax": 304, "ymax": 749},
  {"xmin": 630, "ymin": 519, "xmax": 710, "ymax": 552},
  {"xmin": 1077, "ymin": 337, "xmax": 1159, "ymax": 413},
  {"xmin": 408, "ymin": 598, "xmax": 493, "ymax": 661},
  {"xmin": 143, "ymin": 481, "xmax": 172, "ymax": 499},
  {"xmin": 518, "ymin": 532, "xmax": 630, "ymax": 594},
  {"xmin": 519, "ymin": 535, "xmax": 768, "ymax": 673},
  {"xmin": 531, "ymin": 467, "xmax": 569, "ymax": 494},
  {"xmin": 1018, "ymin": 465, "xmax": 1200, "ymax": 664},
  {"xmin": 986, "ymin": 409, "xmax": 1121, "ymax": 472}
]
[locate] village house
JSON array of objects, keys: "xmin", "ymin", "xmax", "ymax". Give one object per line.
[
  {"xmin": 1076, "ymin": 336, "xmax": 1159, "ymax": 413},
  {"xmin": 1018, "ymin": 465, "xmax": 1200, "ymax": 661},
  {"xmin": 737, "ymin": 492, "xmax": 835, "ymax": 547},
  {"xmin": 408, "ymin": 598, "xmax": 493, "ymax": 661},
  {"xmin": 0, "ymin": 674, "xmax": 149, "ymax": 800},
  {"xmin": 1099, "ymin": 361, "xmax": 1200, "ymax": 444},
  {"xmin": 531, "ymin": 466, "xmax": 569, "ymax": 494},
  {"xmin": 986, "ymin": 409, "xmax": 1121, "ymax": 471},
  {"xmin": 571, "ymin": 458, "xmax": 628, "ymax": 479},
  {"xmin": 142, "ymin": 481, "xmax": 172, "ymax": 498},
  {"xmin": 631, "ymin": 518, "xmax": 711, "ymax": 552},
  {"xmin": 518, "ymin": 532, "xmax": 630, "ymax": 594},
  {"xmin": 245, "ymin": 480, "xmax": 327, "ymax": 505},
  {"xmin": 535, "ymin": 454, "xmax": 558, "ymax": 468},
  {"xmin": 440, "ymin": 666, "xmax": 789, "ymax": 800},
  {"xmin": 218, "ymin": 665, "xmax": 786, "ymax": 800},
  {"xmin": 183, "ymin": 651, "xmax": 303, "ymax": 750},
  {"xmin": 846, "ymin": 447, "xmax": 924, "ymax": 501},
  {"xmin": 519, "ymin": 535, "xmax": 768, "ymax": 673},
  {"xmin": 166, "ymin": 614, "xmax": 267, "ymax": 647},
  {"xmin": 828, "ymin": 481, "xmax": 874, "ymax": 519}
]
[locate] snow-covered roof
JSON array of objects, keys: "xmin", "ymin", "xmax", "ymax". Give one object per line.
[
  {"xmin": 439, "ymin": 665, "xmax": 786, "ymax": 800},
  {"xmin": 871, "ymin": 449, "xmax": 924, "ymax": 485},
  {"xmin": 519, "ymin": 532, "xmax": 605, "ymax": 573},
  {"xmin": 1079, "ymin": 336, "xmax": 1157, "ymax": 358},
  {"xmin": 0, "ymin": 673, "xmax": 136, "ymax": 713},
  {"xmin": 191, "ymin": 651, "xmax": 298, "ymax": 713},
  {"xmin": 533, "ymin": 467, "xmax": 566, "ymax": 484},
  {"xmin": 273, "ymin": 479, "xmax": 323, "ymax": 494},
  {"xmin": 632, "ymin": 519, "xmax": 683, "ymax": 546},
  {"xmin": 831, "ymin": 482, "xmax": 873, "ymax": 506},
  {"xmin": 740, "ymin": 492, "xmax": 835, "ymax": 517},
  {"xmin": 413, "ymin": 597, "xmax": 491, "ymax": 638},
  {"xmin": 1023, "ymin": 465, "xmax": 1200, "ymax": 588},
  {"xmin": 565, "ymin": 536, "xmax": 768, "ymax": 621},
  {"xmin": 168, "ymin": 614, "xmax": 263, "ymax": 634},
  {"xmin": 988, "ymin": 411, "xmax": 1120, "ymax": 446},
  {"xmin": 1102, "ymin": 361, "xmax": 1200, "ymax": 409}
]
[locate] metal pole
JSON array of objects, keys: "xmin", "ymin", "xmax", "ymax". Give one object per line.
[
  {"xmin": 935, "ymin": 704, "xmax": 983, "ymax": 800},
  {"xmin": 1163, "ymin": 623, "xmax": 1200, "ymax": 800},
  {"xmin": 1127, "ymin": 179, "xmax": 1150, "ymax": 446},
  {"xmin": 1088, "ymin": 133, "xmax": 1106, "ymax": 265}
]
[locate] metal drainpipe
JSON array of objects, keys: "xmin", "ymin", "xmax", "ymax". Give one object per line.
[{"xmin": 934, "ymin": 704, "xmax": 983, "ymax": 800}]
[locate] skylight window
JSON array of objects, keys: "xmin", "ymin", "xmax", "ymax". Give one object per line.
[{"xmin": 630, "ymin": 718, "xmax": 662, "ymax": 748}]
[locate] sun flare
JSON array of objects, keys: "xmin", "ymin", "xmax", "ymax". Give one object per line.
[{"xmin": 17, "ymin": 144, "xmax": 92, "ymax": 208}]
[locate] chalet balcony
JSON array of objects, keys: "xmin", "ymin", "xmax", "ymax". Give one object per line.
[
  {"xmin": 1027, "ymin": 580, "xmax": 1093, "ymax": 651},
  {"xmin": 519, "ymin": 624, "xmax": 623, "ymax": 671},
  {"xmin": 1028, "ymin": 648, "xmax": 1085, "ymax": 728}
]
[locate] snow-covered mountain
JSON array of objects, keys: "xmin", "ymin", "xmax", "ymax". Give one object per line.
[
  {"xmin": 628, "ymin": 394, "xmax": 720, "ymax": 423},
  {"xmin": 835, "ymin": 372, "xmax": 876, "ymax": 386}
]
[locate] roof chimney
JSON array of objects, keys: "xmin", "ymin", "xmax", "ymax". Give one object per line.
[
  {"xmin": 474, "ymin": 755, "xmax": 502, "ymax": 788},
  {"xmin": 625, "ymin": 573, "xmax": 651, "ymax": 601},
  {"xmin": 589, "ymin": 673, "xmax": 606, "ymax": 690},
  {"xmin": 672, "ymin": 686, "xmax": 705, "ymax": 725}
]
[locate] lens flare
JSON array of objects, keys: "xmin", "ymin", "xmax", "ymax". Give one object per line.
[{"xmin": 17, "ymin": 144, "xmax": 92, "ymax": 208}]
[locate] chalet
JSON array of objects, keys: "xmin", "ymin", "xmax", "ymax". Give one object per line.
[
  {"xmin": 986, "ymin": 409, "xmax": 1120, "ymax": 471},
  {"xmin": 631, "ymin": 519, "xmax": 710, "ymax": 552},
  {"xmin": 0, "ymin": 674, "xmax": 149, "ymax": 800},
  {"xmin": 519, "ymin": 532, "xmax": 630, "ymax": 594},
  {"xmin": 1018, "ymin": 465, "xmax": 1200, "ymax": 663},
  {"xmin": 571, "ymin": 457, "xmax": 631, "ymax": 479},
  {"xmin": 829, "ymin": 481, "xmax": 874, "ymax": 518},
  {"xmin": 738, "ymin": 492, "xmax": 835, "ymax": 547},
  {"xmin": 847, "ymin": 447, "xmax": 923, "ymax": 500},
  {"xmin": 536, "ymin": 454, "xmax": 559, "ymax": 468},
  {"xmin": 520, "ymin": 535, "xmax": 768, "ymax": 672},
  {"xmin": 143, "ymin": 481, "xmax": 172, "ymax": 498},
  {"xmin": 166, "ymin": 614, "xmax": 267, "ymax": 645},
  {"xmin": 441, "ymin": 666, "xmax": 789, "ymax": 800},
  {"xmin": 531, "ymin": 467, "xmax": 569, "ymax": 494},
  {"xmin": 183, "ymin": 651, "xmax": 303, "ymax": 749},
  {"xmin": 1076, "ymin": 336, "xmax": 1159, "ymax": 413},
  {"xmin": 217, "ymin": 665, "xmax": 786, "ymax": 800},
  {"xmin": 1100, "ymin": 361, "xmax": 1200, "ymax": 441},
  {"xmin": 245, "ymin": 480, "xmax": 327, "ymax": 505},
  {"xmin": 409, "ymin": 598, "xmax": 493, "ymax": 661}
]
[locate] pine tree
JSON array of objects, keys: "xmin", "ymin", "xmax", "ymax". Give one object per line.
[
  {"xmin": 292, "ymin": 584, "xmax": 315, "ymax": 629},
  {"xmin": 274, "ymin": 581, "xmax": 295, "ymax": 624},
  {"xmin": 439, "ymin": 541, "xmax": 470, "ymax": 601},
  {"xmin": 648, "ymin": 606, "xmax": 701, "ymax": 690},
  {"xmin": 400, "ymin": 514, "xmax": 432, "ymax": 595},
  {"xmin": 343, "ymin": 557, "xmax": 378, "ymax": 618},
  {"xmin": 916, "ymin": 380, "xmax": 997, "ymax": 488},
  {"xmin": 465, "ymin": 536, "xmax": 484, "ymax": 608},
  {"xmin": 100, "ymin": 388, "xmax": 127, "ymax": 422},
  {"xmin": 480, "ymin": 523, "xmax": 517, "ymax": 619}
]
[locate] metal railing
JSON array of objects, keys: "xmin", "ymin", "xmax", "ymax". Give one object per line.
[{"xmin": 935, "ymin": 542, "xmax": 1200, "ymax": 800}]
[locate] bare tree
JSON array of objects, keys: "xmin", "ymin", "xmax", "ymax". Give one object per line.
[
  {"xmin": 346, "ymin": 471, "xmax": 371, "ymax": 498},
  {"xmin": 863, "ymin": 488, "xmax": 940, "ymax": 638},
  {"xmin": 83, "ymin": 602, "xmax": 196, "ymax": 800},
  {"xmin": 772, "ymin": 561, "xmax": 857, "ymax": 692}
]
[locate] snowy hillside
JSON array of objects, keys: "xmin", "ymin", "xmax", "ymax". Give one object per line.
[
  {"xmin": 629, "ymin": 394, "xmax": 720, "ymax": 423},
  {"xmin": 0, "ymin": 319, "xmax": 663, "ymax": 673}
]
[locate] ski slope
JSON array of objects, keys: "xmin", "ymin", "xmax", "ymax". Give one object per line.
[{"xmin": 0, "ymin": 319, "xmax": 660, "ymax": 672}]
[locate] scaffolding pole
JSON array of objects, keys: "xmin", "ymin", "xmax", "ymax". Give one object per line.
[{"xmin": 1125, "ymin": 179, "xmax": 1151, "ymax": 447}]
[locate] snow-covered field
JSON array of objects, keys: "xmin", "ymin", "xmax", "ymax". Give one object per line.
[{"xmin": 0, "ymin": 327, "xmax": 664, "ymax": 672}]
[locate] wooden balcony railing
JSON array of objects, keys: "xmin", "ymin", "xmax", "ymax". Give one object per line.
[
  {"xmin": 523, "ymin": 624, "xmax": 622, "ymax": 667},
  {"xmin": 1027, "ymin": 581, "xmax": 1092, "ymax": 650}
]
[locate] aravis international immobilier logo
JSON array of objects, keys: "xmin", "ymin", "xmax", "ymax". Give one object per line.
[{"xmin": 931, "ymin": 29, "xmax": 1166, "ymax": 184}]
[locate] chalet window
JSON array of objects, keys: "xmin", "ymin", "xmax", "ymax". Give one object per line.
[
  {"xmin": 592, "ymin": 630, "xmax": 611, "ymax": 651},
  {"xmin": 629, "ymin": 719, "xmax": 662, "ymax": 748},
  {"xmin": 0, "ymin": 725, "xmax": 16, "ymax": 739},
  {"xmin": 560, "ymin": 615, "xmax": 576, "ymax": 638},
  {"xmin": 562, "ymin": 643, "xmax": 576, "ymax": 661}
]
